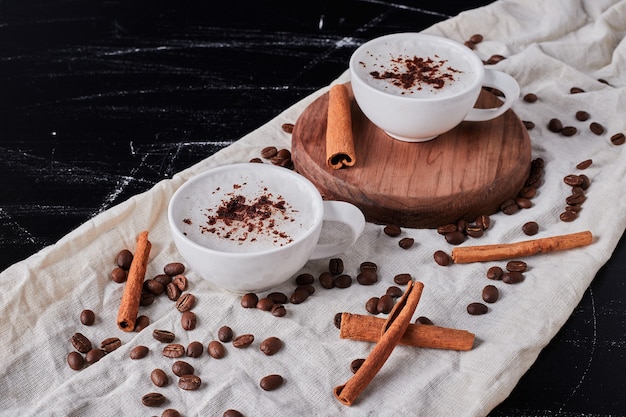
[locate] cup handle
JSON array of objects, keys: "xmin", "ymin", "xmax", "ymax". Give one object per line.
[
  {"xmin": 464, "ymin": 69, "xmax": 520, "ymax": 122},
  {"xmin": 309, "ymin": 201, "xmax": 365, "ymax": 260}
]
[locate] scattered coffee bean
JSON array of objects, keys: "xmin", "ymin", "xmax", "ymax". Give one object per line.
[
  {"xmin": 506, "ymin": 260, "xmax": 528, "ymax": 273},
  {"xmin": 290, "ymin": 288, "xmax": 310, "ymax": 304},
  {"xmin": 515, "ymin": 197, "xmax": 532, "ymax": 209},
  {"xmin": 333, "ymin": 274, "xmax": 353, "ymax": 288},
  {"xmin": 142, "ymin": 392, "xmax": 166, "ymax": 407},
  {"xmin": 319, "ymin": 272, "xmax": 334, "ymax": 289},
  {"xmin": 164, "ymin": 262, "xmax": 185, "ymax": 276},
  {"xmin": 359, "ymin": 261, "xmax": 378, "ymax": 272},
  {"xmin": 465, "ymin": 224, "xmax": 484, "ymax": 238},
  {"xmin": 486, "ymin": 54, "xmax": 506, "ymax": 64},
  {"xmin": 415, "ymin": 316, "xmax": 434, "ymax": 325},
  {"xmin": 186, "ymin": 341, "xmax": 204, "ymax": 358},
  {"xmin": 282, "ymin": 123, "xmax": 295, "ymax": 133},
  {"xmin": 386, "ymin": 286, "xmax": 403, "ymax": 298},
  {"xmin": 116, "ymin": 249, "xmax": 133, "ymax": 270},
  {"xmin": 67, "ymin": 351, "xmax": 84, "ymax": 370},
  {"xmin": 271, "ymin": 304, "xmax": 287, "ymax": 317},
  {"xmin": 437, "ymin": 223, "xmax": 457, "ymax": 235},
  {"xmin": 611, "ymin": 132, "xmax": 625, "ymax": 145},
  {"xmin": 522, "ymin": 221, "xmax": 539, "ymax": 236},
  {"xmin": 365, "ymin": 297, "xmax": 380, "ymax": 314},
  {"xmin": 162, "ymin": 344, "xmax": 185, "ymax": 358},
  {"xmin": 559, "ymin": 210, "xmax": 578, "ymax": 222},
  {"xmin": 350, "ymin": 358, "xmax": 366, "ymax": 374},
  {"xmin": 398, "ymin": 237, "xmax": 414, "ymax": 249},
  {"xmin": 153, "ymin": 273, "xmax": 172, "ymax": 287},
  {"xmin": 548, "ymin": 118, "xmax": 563, "ymax": 133},
  {"xmin": 130, "ymin": 345, "xmax": 149, "ymax": 360},
  {"xmin": 172, "ymin": 360, "xmax": 194, "ymax": 377},
  {"xmin": 176, "ymin": 293, "xmax": 196, "ymax": 312},
  {"xmin": 71, "ymin": 333, "xmax": 92, "ymax": 353},
  {"xmin": 150, "ymin": 368, "xmax": 169, "ymax": 387},
  {"xmin": 257, "ymin": 297, "xmax": 275, "ymax": 311},
  {"xmin": 80, "ymin": 309, "xmax": 95, "ymax": 326},
  {"xmin": 575, "ymin": 110, "xmax": 590, "ymax": 121},
  {"xmin": 218, "ymin": 326, "xmax": 234, "ymax": 343},
  {"xmin": 482, "ymin": 285, "xmax": 499, "ymax": 303},
  {"xmin": 393, "ymin": 273, "xmax": 412, "ymax": 286},
  {"xmin": 523, "ymin": 93, "xmax": 537, "ymax": 103},
  {"xmin": 433, "ymin": 250, "xmax": 451, "ymax": 266},
  {"xmin": 162, "ymin": 409, "xmax": 182, "ymax": 417},
  {"xmin": 563, "ymin": 174, "xmax": 583, "ymax": 186},
  {"xmin": 467, "ymin": 302, "xmax": 488, "ymax": 315},
  {"xmin": 260, "ymin": 337, "xmax": 283, "ymax": 356},
  {"xmin": 140, "ymin": 291, "xmax": 154, "ymax": 306},
  {"xmin": 469, "ymin": 33, "xmax": 483, "ymax": 44},
  {"xmin": 172, "ymin": 274, "xmax": 188, "ymax": 292},
  {"xmin": 377, "ymin": 295, "xmax": 395, "ymax": 314},
  {"xmin": 383, "ymin": 224, "xmax": 402, "ymax": 237},
  {"xmin": 144, "ymin": 279, "xmax": 165, "ymax": 296},
  {"xmin": 570, "ymin": 87, "xmax": 585, "ymax": 94},
  {"xmin": 476, "ymin": 214, "xmax": 491, "ymax": 230},
  {"xmin": 486, "ymin": 266, "xmax": 504, "ymax": 280},
  {"xmin": 502, "ymin": 271, "xmax": 524, "ymax": 284},
  {"xmin": 232, "ymin": 334, "xmax": 254, "ymax": 349},
  {"xmin": 465, "ymin": 40, "xmax": 476, "ymax": 49},
  {"xmin": 267, "ymin": 292, "xmax": 288, "ymax": 304},
  {"xmin": 261, "ymin": 146, "xmax": 278, "ymax": 159},
  {"xmin": 444, "ymin": 231, "xmax": 466, "ymax": 245},
  {"xmin": 579, "ymin": 174, "xmax": 590, "ymax": 189},
  {"xmin": 181, "ymin": 311, "xmax": 197, "ymax": 331},
  {"xmin": 356, "ymin": 270, "xmax": 378, "ymax": 285},
  {"xmin": 153, "ymin": 329, "xmax": 176, "ymax": 343},
  {"xmin": 295, "ymin": 273, "xmax": 314, "ymax": 285},
  {"xmin": 589, "ymin": 122, "xmax": 605, "ymax": 135},
  {"xmin": 101, "ymin": 337, "xmax": 122, "ymax": 353},
  {"xmin": 241, "ymin": 293, "xmax": 259, "ymax": 308},
  {"xmin": 566, "ymin": 193, "xmax": 586, "ymax": 206},
  {"xmin": 208, "ymin": 340, "xmax": 226, "ymax": 359},
  {"xmin": 166, "ymin": 282, "xmax": 181, "ymax": 301},
  {"xmin": 178, "ymin": 374, "xmax": 202, "ymax": 391},
  {"xmin": 110, "ymin": 267, "xmax": 127, "ymax": 283},
  {"xmin": 224, "ymin": 410, "xmax": 244, "ymax": 417},
  {"xmin": 134, "ymin": 315, "xmax": 150, "ymax": 332},
  {"xmin": 329, "ymin": 258, "xmax": 344, "ymax": 275},
  {"xmin": 85, "ymin": 348, "xmax": 106, "ymax": 365},
  {"xmin": 260, "ymin": 374, "xmax": 284, "ymax": 391},
  {"xmin": 297, "ymin": 284, "xmax": 315, "ymax": 295},
  {"xmin": 523, "ymin": 120, "xmax": 535, "ymax": 130}
]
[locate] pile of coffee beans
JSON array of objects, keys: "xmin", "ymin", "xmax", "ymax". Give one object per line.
[
  {"xmin": 466, "ymin": 260, "xmax": 528, "ymax": 315},
  {"xmin": 559, "ymin": 162, "xmax": 591, "ymax": 222}
]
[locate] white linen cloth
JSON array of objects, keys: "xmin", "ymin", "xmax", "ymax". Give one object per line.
[{"xmin": 1, "ymin": 0, "xmax": 625, "ymax": 415}]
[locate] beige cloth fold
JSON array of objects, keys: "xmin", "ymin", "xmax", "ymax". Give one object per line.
[{"xmin": 2, "ymin": 1, "xmax": 626, "ymax": 415}]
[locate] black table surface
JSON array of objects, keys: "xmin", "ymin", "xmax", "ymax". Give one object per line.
[{"xmin": 1, "ymin": 1, "xmax": 625, "ymax": 415}]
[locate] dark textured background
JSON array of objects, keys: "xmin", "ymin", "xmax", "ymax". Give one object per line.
[{"xmin": 1, "ymin": 1, "xmax": 624, "ymax": 415}]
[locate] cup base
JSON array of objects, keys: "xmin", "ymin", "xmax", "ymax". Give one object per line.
[{"xmin": 384, "ymin": 130, "xmax": 438, "ymax": 142}]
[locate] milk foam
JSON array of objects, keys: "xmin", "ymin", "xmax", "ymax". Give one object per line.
[{"xmin": 354, "ymin": 38, "xmax": 478, "ymax": 98}]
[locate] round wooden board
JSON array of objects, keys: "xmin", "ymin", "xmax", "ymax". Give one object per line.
[{"xmin": 291, "ymin": 83, "xmax": 531, "ymax": 229}]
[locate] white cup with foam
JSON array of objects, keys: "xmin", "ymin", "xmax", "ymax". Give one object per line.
[{"xmin": 349, "ymin": 32, "xmax": 520, "ymax": 142}]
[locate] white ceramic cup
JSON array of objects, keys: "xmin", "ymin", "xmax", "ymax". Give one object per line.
[
  {"xmin": 168, "ymin": 163, "xmax": 365, "ymax": 293},
  {"xmin": 349, "ymin": 32, "xmax": 520, "ymax": 142}
]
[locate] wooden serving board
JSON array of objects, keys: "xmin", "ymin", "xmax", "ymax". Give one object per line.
[{"xmin": 291, "ymin": 83, "xmax": 531, "ymax": 228}]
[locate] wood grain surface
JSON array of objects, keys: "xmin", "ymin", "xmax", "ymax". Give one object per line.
[{"xmin": 292, "ymin": 83, "xmax": 531, "ymax": 228}]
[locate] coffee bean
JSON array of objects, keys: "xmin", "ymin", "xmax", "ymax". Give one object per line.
[
  {"xmin": 134, "ymin": 315, "xmax": 150, "ymax": 332},
  {"xmin": 579, "ymin": 174, "xmax": 590, "ymax": 190},
  {"xmin": 365, "ymin": 297, "xmax": 380, "ymax": 314},
  {"xmin": 172, "ymin": 274, "xmax": 188, "ymax": 292},
  {"xmin": 267, "ymin": 292, "xmax": 288, "ymax": 304},
  {"xmin": 359, "ymin": 261, "xmax": 378, "ymax": 272},
  {"xmin": 101, "ymin": 337, "xmax": 122, "ymax": 353},
  {"xmin": 224, "ymin": 409, "xmax": 244, "ymax": 417},
  {"xmin": 256, "ymin": 297, "xmax": 275, "ymax": 311},
  {"xmin": 377, "ymin": 295, "xmax": 395, "ymax": 314},
  {"xmin": 271, "ymin": 148, "xmax": 291, "ymax": 165},
  {"xmin": 503, "ymin": 271, "xmax": 524, "ymax": 284},
  {"xmin": 415, "ymin": 316, "xmax": 434, "ymax": 325},
  {"xmin": 433, "ymin": 250, "xmax": 451, "ymax": 266},
  {"xmin": 350, "ymin": 358, "xmax": 366, "ymax": 374},
  {"xmin": 334, "ymin": 313, "xmax": 343, "ymax": 329},
  {"xmin": 162, "ymin": 344, "xmax": 185, "ymax": 358},
  {"xmin": 142, "ymin": 392, "xmax": 166, "ymax": 407},
  {"xmin": 176, "ymin": 293, "xmax": 196, "ymax": 312},
  {"xmin": 486, "ymin": 54, "xmax": 506, "ymax": 64},
  {"xmin": 588, "ymin": 122, "xmax": 605, "ymax": 135},
  {"xmin": 318, "ymin": 272, "xmax": 334, "ymax": 289},
  {"xmin": 393, "ymin": 273, "xmax": 412, "ymax": 285},
  {"xmin": 260, "ymin": 337, "xmax": 283, "ymax": 356},
  {"xmin": 85, "ymin": 348, "xmax": 106, "ymax": 365},
  {"xmin": 290, "ymin": 288, "xmax": 309, "ymax": 304},
  {"xmin": 559, "ymin": 210, "xmax": 578, "ymax": 222},
  {"xmin": 178, "ymin": 374, "xmax": 202, "ymax": 391},
  {"xmin": 523, "ymin": 93, "xmax": 537, "ymax": 103},
  {"xmin": 154, "ymin": 273, "xmax": 172, "ymax": 286},
  {"xmin": 282, "ymin": 123, "xmax": 295, "ymax": 133},
  {"xmin": 476, "ymin": 214, "xmax": 491, "ymax": 230},
  {"xmin": 150, "ymin": 368, "xmax": 169, "ymax": 387},
  {"xmin": 297, "ymin": 284, "xmax": 315, "ymax": 295},
  {"xmin": 575, "ymin": 110, "xmax": 590, "ymax": 121},
  {"xmin": 398, "ymin": 237, "xmax": 414, "ymax": 249},
  {"xmin": 116, "ymin": 249, "xmax": 133, "ymax": 270},
  {"xmin": 271, "ymin": 304, "xmax": 287, "ymax": 317},
  {"xmin": 232, "ymin": 334, "xmax": 254, "ymax": 349},
  {"xmin": 383, "ymin": 224, "xmax": 402, "ymax": 237},
  {"xmin": 548, "ymin": 118, "xmax": 563, "ymax": 133},
  {"xmin": 218, "ymin": 326, "xmax": 233, "ymax": 343},
  {"xmin": 295, "ymin": 273, "xmax": 314, "ymax": 285},
  {"xmin": 333, "ymin": 274, "xmax": 352, "ymax": 288},
  {"xmin": 566, "ymin": 193, "xmax": 586, "ymax": 206},
  {"xmin": 561, "ymin": 126, "xmax": 577, "ymax": 136},
  {"xmin": 153, "ymin": 329, "xmax": 175, "ymax": 343},
  {"xmin": 523, "ymin": 120, "xmax": 535, "ymax": 130},
  {"xmin": 140, "ymin": 291, "xmax": 154, "ymax": 306},
  {"xmin": 467, "ymin": 302, "xmax": 488, "ymax": 315},
  {"xmin": 240, "ymin": 293, "xmax": 259, "ymax": 308},
  {"xmin": 71, "ymin": 333, "xmax": 92, "ymax": 353},
  {"xmin": 110, "ymin": 267, "xmax": 127, "ymax": 283},
  {"xmin": 162, "ymin": 409, "xmax": 182, "ymax": 417},
  {"xmin": 261, "ymin": 146, "xmax": 278, "ymax": 159},
  {"xmin": 143, "ymin": 279, "xmax": 164, "ymax": 296},
  {"xmin": 465, "ymin": 224, "xmax": 483, "ymax": 238},
  {"xmin": 328, "ymin": 258, "xmax": 344, "ymax": 275},
  {"xmin": 500, "ymin": 199, "xmax": 520, "ymax": 215},
  {"xmin": 486, "ymin": 266, "xmax": 504, "ymax": 280},
  {"xmin": 80, "ymin": 309, "xmax": 95, "ymax": 326},
  {"xmin": 570, "ymin": 87, "xmax": 585, "ymax": 94},
  {"xmin": 130, "ymin": 345, "xmax": 149, "ymax": 360},
  {"xmin": 563, "ymin": 174, "xmax": 583, "ymax": 186},
  {"xmin": 482, "ymin": 285, "xmax": 499, "ymax": 303},
  {"xmin": 67, "ymin": 351, "xmax": 84, "ymax": 370},
  {"xmin": 260, "ymin": 374, "xmax": 284, "ymax": 391},
  {"xmin": 181, "ymin": 311, "xmax": 197, "ymax": 331},
  {"xmin": 186, "ymin": 341, "xmax": 204, "ymax": 358},
  {"xmin": 522, "ymin": 221, "xmax": 539, "ymax": 236},
  {"xmin": 166, "ymin": 282, "xmax": 181, "ymax": 301},
  {"xmin": 611, "ymin": 132, "xmax": 625, "ymax": 145},
  {"xmin": 444, "ymin": 231, "xmax": 466, "ymax": 245},
  {"xmin": 437, "ymin": 223, "xmax": 457, "ymax": 235},
  {"xmin": 518, "ymin": 186, "xmax": 537, "ymax": 199},
  {"xmin": 506, "ymin": 260, "xmax": 528, "ymax": 272},
  {"xmin": 172, "ymin": 360, "xmax": 194, "ymax": 377},
  {"xmin": 469, "ymin": 33, "xmax": 483, "ymax": 44},
  {"xmin": 386, "ymin": 286, "xmax": 403, "ymax": 298},
  {"xmin": 208, "ymin": 340, "xmax": 226, "ymax": 359},
  {"xmin": 356, "ymin": 270, "xmax": 378, "ymax": 285},
  {"xmin": 164, "ymin": 262, "xmax": 185, "ymax": 276}
]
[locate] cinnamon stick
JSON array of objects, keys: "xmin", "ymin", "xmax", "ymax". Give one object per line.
[
  {"xmin": 334, "ymin": 281, "xmax": 424, "ymax": 406},
  {"xmin": 451, "ymin": 230, "xmax": 593, "ymax": 264},
  {"xmin": 326, "ymin": 83, "xmax": 356, "ymax": 169},
  {"xmin": 339, "ymin": 313, "xmax": 474, "ymax": 351},
  {"xmin": 116, "ymin": 231, "xmax": 151, "ymax": 332}
]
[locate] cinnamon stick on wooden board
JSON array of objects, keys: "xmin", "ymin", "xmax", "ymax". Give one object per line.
[
  {"xmin": 116, "ymin": 231, "xmax": 152, "ymax": 332},
  {"xmin": 339, "ymin": 312, "xmax": 474, "ymax": 351},
  {"xmin": 326, "ymin": 83, "xmax": 356, "ymax": 169},
  {"xmin": 451, "ymin": 230, "xmax": 593, "ymax": 264},
  {"xmin": 334, "ymin": 280, "xmax": 424, "ymax": 406}
]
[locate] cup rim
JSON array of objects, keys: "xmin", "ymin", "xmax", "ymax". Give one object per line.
[
  {"xmin": 168, "ymin": 162, "xmax": 324, "ymax": 258},
  {"xmin": 349, "ymin": 32, "xmax": 485, "ymax": 102}
]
